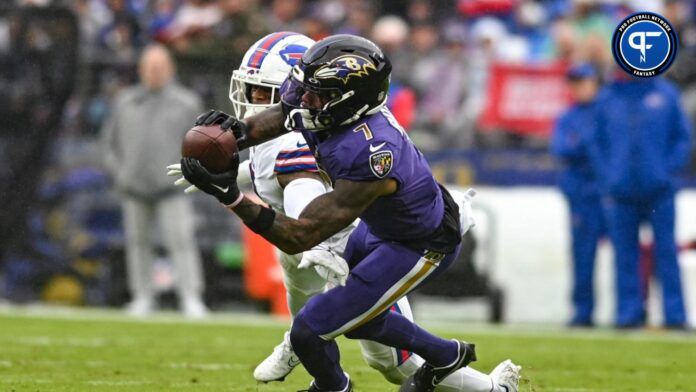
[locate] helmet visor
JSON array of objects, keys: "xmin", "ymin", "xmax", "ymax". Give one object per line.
[{"xmin": 280, "ymin": 76, "xmax": 341, "ymax": 113}]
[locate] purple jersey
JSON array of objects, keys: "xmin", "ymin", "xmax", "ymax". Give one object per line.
[{"xmin": 301, "ymin": 108, "xmax": 444, "ymax": 242}]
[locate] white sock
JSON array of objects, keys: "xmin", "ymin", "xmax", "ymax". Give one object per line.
[
  {"xmin": 436, "ymin": 366, "xmax": 496, "ymax": 392},
  {"xmin": 388, "ymin": 354, "xmax": 495, "ymax": 392}
]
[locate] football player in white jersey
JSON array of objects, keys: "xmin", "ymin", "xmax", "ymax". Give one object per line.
[{"xmin": 169, "ymin": 32, "xmax": 519, "ymax": 392}]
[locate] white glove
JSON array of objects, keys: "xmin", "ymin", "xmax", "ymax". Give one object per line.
[
  {"xmin": 167, "ymin": 163, "xmax": 198, "ymax": 194},
  {"xmin": 298, "ymin": 249, "xmax": 349, "ymax": 287},
  {"xmin": 449, "ymin": 188, "xmax": 477, "ymax": 235},
  {"xmin": 166, "ymin": 159, "xmax": 253, "ymax": 194}
]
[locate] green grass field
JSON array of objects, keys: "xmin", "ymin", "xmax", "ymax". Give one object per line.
[{"xmin": 0, "ymin": 307, "xmax": 694, "ymax": 391}]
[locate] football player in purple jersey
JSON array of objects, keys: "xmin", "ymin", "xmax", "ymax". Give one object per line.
[{"xmin": 180, "ymin": 35, "xmax": 520, "ymax": 392}]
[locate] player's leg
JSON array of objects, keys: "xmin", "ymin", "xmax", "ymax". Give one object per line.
[
  {"xmin": 604, "ymin": 198, "xmax": 644, "ymax": 327},
  {"xmin": 359, "ymin": 297, "xmax": 497, "ymax": 392},
  {"xmin": 290, "ymin": 239, "xmax": 468, "ymax": 391},
  {"xmin": 253, "ymin": 251, "xmax": 326, "ymax": 382},
  {"xmin": 122, "ymin": 197, "xmax": 156, "ymax": 315},
  {"xmin": 278, "ymin": 251, "xmax": 326, "ymax": 317},
  {"xmin": 648, "ymin": 193, "xmax": 686, "ymax": 327},
  {"xmin": 253, "ymin": 224, "xmax": 372, "ymax": 383},
  {"xmin": 358, "ymin": 297, "xmax": 417, "ymax": 384},
  {"xmin": 568, "ymin": 196, "xmax": 603, "ymax": 325},
  {"xmin": 157, "ymin": 195, "xmax": 207, "ymax": 317}
]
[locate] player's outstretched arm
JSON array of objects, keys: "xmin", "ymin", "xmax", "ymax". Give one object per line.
[
  {"xmin": 240, "ymin": 104, "xmax": 288, "ymax": 150},
  {"xmin": 231, "ymin": 178, "xmax": 396, "ymax": 254},
  {"xmin": 179, "ymin": 157, "xmax": 395, "ymax": 254}
]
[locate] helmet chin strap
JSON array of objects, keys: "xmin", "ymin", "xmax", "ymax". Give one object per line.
[
  {"xmin": 285, "ymin": 108, "xmax": 324, "ymax": 132},
  {"xmin": 365, "ymin": 94, "xmax": 389, "ymax": 115},
  {"xmin": 339, "ymin": 104, "xmax": 369, "ymax": 126},
  {"xmin": 336, "ymin": 91, "xmax": 387, "ymax": 126}
]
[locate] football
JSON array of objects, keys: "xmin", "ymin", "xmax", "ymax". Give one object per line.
[{"xmin": 181, "ymin": 124, "xmax": 238, "ymax": 173}]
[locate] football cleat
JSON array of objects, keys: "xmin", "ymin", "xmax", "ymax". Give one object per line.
[
  {"xmin": 489, "ymin": 359, "xmax": 521, "ymax": 392},
  {"xmin": 299, "ymin": 373, "xmax": 352, "ymax": 392},
  {"xmin": 399, "ymin": 341, "xmax": 477, "ymax": 392},
  {"xmin": 254, "ymin": 331, "xmax": 301, "ymax": 382}
]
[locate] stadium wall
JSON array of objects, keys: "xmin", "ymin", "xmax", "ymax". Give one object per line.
[{"xmin": 452, "ymin": 186, "xmax": 696, "ymax": 328}]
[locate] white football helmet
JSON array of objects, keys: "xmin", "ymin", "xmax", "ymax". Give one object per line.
[{"xmin": 230, "ymin": 32, "xmax": 316, "ymax": 119}]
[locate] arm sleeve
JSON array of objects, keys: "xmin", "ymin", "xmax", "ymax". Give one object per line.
[
  {"xmin": 100, "ymin": 100, "xmax": 120, "ymax": 174},
  {"xmin": 668, "ymin": 93, "xmax": 693, "ymax": 173},
  {"xmin": 237, "ymin": 159, "xmax": 252, "ymax": 186},
  {"xmin": 274, "ymin": 147, "xmax": 318, "ymax": 174},
  {"xmin": 585, "ymin": 105, "xmax": 605, "ymax": 184},
  {"xmin": 550, "ymin": 114, "xmax": 571, "ymax": 158},
  {"xmin": 282, "ymin": 177, "xmax": 329, "ymax": 219}
]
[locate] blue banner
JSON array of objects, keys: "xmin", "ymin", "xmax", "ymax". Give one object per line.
[{"xmin": 426, "ymin": 149, "xmax": 696, "ymax": 188}]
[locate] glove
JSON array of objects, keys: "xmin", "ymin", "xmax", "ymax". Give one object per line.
[
  {"xmin": 450, "ymin": 188, "xmax": 477, "ymax": 236},
  {"xmin": 167, "ymin": 159, "xmax": 252, "ymax": 194},
  {"xmin": 179, "ymin": 157, "xmax": 241, "ymax": 205},
  {"xmin": 167, "ymin": 163, "xmax": 197, "ymax": 194},
  {"xmin": 195, "ymin": 109, "xmax": 248, "ymax": 146},
  {"xmin": 298, "ymin": 249, "xmax": 349, "ymax": 287}
]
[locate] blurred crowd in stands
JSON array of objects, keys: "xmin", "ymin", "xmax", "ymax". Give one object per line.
[{"xmin": 11, "ymin": 0, "xmax": 696, "ymax": 150}]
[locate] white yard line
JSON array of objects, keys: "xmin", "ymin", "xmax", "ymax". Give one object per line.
[
  {"xmin": 166, "ymin": 362, "xmax": 248, "ymax": 371},
  {"xmin": 420, "ymin": 320, "xmax": 696, "ymax": 344},
  {"xmin": 0, "ymin": 303, "xmax": 287, "ymax": 328},
  {"xmin": 0, "ymin": 377, "xmax": 53, "ymax": 384},
  {"xmin": 86, "ymin": 380, "xmax": 152, "ymax": 386},
  {"xmin": 1, "ymin": 303, "xmax": 694, "ymax": 344}
]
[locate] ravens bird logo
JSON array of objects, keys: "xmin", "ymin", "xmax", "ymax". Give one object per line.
[{"xmin": 314, "ymin": 55, "xmax": 377, "ymax": 84}]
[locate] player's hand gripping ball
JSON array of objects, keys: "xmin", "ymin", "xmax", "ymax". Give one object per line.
[
  {"xmin": 181, "ymin": 124, "xmax": 238, "ymax": 173},
  {"xmin": 171, "ymin": 110, "xmax": 248, "ymax": 205},
  {"xmin": 177, "ymin": 156, "xmax": 242, "ymax": 205}
]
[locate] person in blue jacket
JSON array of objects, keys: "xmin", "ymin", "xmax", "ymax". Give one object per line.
[
  {"xmin": 590, "ymin": 71, "xmax": 692, "ymax": 329},
  {"xmin": 551, "ymin": 63, "xmax": 605, "ymax": 327}
]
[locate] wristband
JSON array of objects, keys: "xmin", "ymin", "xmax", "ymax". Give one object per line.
[
  {"xmin": 223, "ymin": 192, "xmax": 245, "ymax": 208},
  {"xmin": 246, "ymin": 206, "xmax": 276, "ymax": 234}
]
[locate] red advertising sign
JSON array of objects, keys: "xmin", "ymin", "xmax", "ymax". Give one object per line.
[{"xmin": 479, "ymin": 62, "xmax": 571, "ymax": 137}]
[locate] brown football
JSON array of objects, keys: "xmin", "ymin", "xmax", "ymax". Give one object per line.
[{"xmin": 181, "ymin": 125, "xmax": 238, "ymax": 173}]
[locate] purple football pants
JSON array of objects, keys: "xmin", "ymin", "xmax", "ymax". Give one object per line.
[{"xmin": 290, "ymin": 221, "xmax": 462, "ymax": 390}]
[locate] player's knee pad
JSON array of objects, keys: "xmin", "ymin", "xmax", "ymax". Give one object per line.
[
  {"xmin": 289, "ymin": 313, "xmax": 314, "ymax": 346},
  {"xmin": 290, "ymin": 313, "xmax": 313, "ymax": 344}
]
